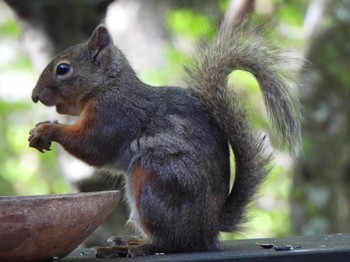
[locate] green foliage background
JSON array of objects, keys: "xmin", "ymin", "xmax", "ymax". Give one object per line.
[
  {"xmin": 0, "ymin": 4, "xmax": 71, "ymax": 195},
  {"xmin": 0, "ymin": 0, "xmax": 306, "ymax": 239}
]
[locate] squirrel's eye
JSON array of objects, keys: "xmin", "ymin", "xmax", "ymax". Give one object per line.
[{"xmin": 56, "ymin": 63, "xmax": 71, "ymax": 76}]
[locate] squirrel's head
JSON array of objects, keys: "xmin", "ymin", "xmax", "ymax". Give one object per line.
[{"xmin": 32, "ymin": 25, "xmax": 133, "ymax": 116}]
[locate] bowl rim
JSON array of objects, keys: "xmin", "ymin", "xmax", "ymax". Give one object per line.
[{"xmin": 0, "ymin": 190, "xmax": 121, "ymax": 201}]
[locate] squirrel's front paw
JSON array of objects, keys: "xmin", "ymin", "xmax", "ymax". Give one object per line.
[{"xmin": 28, "ymin": 120, "xmax": 58, "ymax": 153}]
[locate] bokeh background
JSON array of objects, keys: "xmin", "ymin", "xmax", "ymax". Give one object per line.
[{"xmin": 1, "ymin": 0, "xmax": 349, "ymax": 245}]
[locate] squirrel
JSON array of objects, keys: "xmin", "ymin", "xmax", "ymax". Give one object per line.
[{"xmin": 28, "ymin": 19, "xmax": 300, "ymax": 256}]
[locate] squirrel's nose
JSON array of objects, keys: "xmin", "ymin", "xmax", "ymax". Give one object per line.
[
  {"xmin": 31, "ymin": 85, "xmax": 40, "ymax": 103},
  {"xmin": 32, "ymin": 93, "xmax": 39, "ymax": 103}
]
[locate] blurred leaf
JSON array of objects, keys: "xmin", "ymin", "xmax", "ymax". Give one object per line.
[
  {"xmin": 167, "ymin": 9, "xmax": 216, "ymax": 39},
  {"xmin": 0, "ymin": 18, "xmax": 20, "ymax": 37},
  {"xmin": 275, "ymin": 0, "xmax": 306, "ymax": 26}
]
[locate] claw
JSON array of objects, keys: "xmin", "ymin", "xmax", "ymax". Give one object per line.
[{"xmin": 127, "ymin": 250, "xmax": 135, "ymax": 258}]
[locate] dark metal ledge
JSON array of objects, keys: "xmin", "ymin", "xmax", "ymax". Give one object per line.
[{"xmin": 62, "ymin": 233, "xmax": 350, "ymax": 261}]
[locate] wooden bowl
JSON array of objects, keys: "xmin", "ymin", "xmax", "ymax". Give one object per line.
[{"xmin": 0, "ymin": 190, "xmax": 121, "ymax": 261}]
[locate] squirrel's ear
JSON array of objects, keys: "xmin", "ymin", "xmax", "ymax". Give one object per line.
[{"xmin": 88, "ymin": 25, "xmax": 113, "ymax": 64}]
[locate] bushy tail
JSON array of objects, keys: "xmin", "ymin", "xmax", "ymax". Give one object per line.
[{"xmin": 183, "ymin": 19, "xmax": 301, "ymax": 232}]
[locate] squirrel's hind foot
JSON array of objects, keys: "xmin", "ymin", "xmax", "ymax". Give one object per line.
[{"xmin": 94, "ymin": 236, "xmax": 151, "ymax": 258}]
